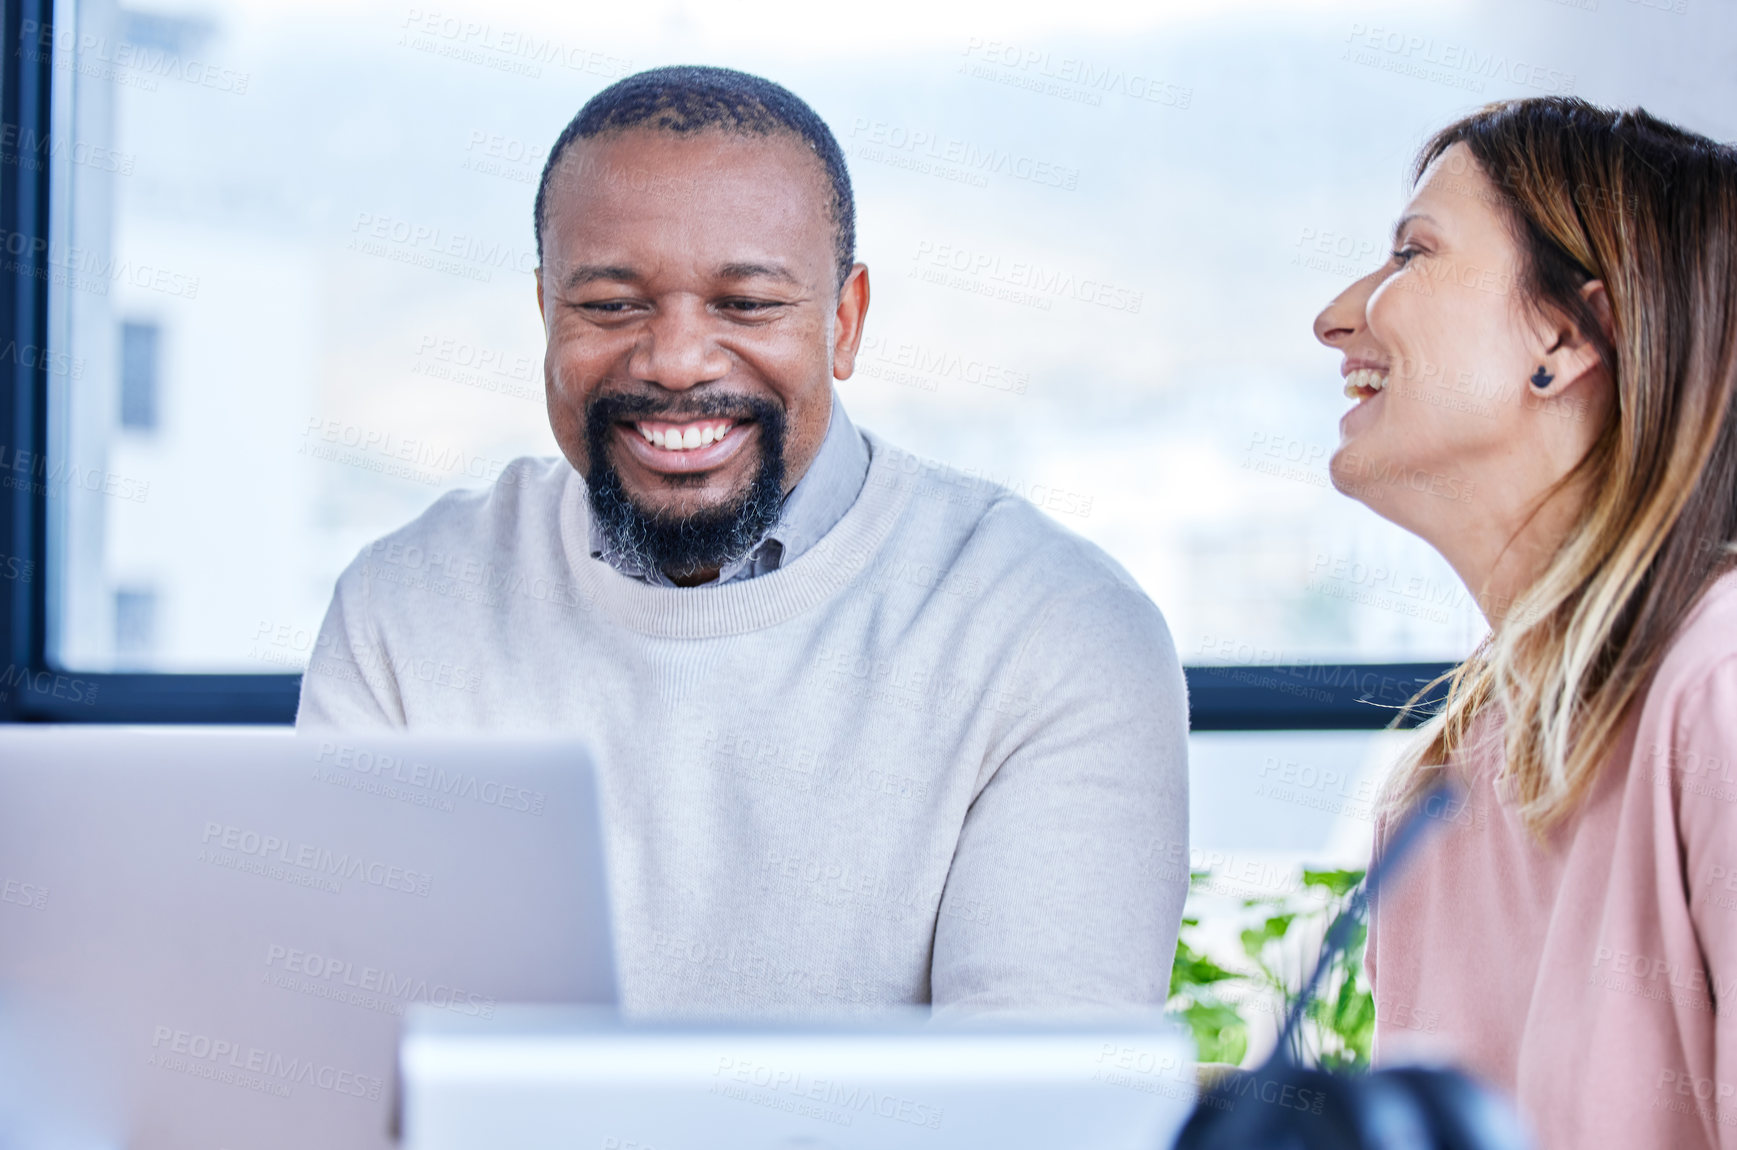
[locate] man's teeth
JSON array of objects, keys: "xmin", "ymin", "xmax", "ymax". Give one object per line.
[
  {"xmin": 636, "ymin": 421, "xmax": 735, "ymax": 450},
  {"xmin": 1343, "ymin": 368, "xmax": 1390, "ymax": 399}
]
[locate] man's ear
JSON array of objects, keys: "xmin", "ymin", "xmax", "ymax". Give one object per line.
[
  {"xmin": 535, "ymin": 268, "xmax": 547, "ymax": 337},
  {"xmin": 831, "ymin": 263, "xmax": 870, "ymax": 381}
]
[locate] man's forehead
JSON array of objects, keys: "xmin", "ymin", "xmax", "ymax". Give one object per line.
[
  {"xmin": 551, "ymin": 126, "xmax": 831, "ymax": 209},
  {"xmin": 551, "ymin": 258, "xmax": 802, "ymax": 292},
  {"xmin": 540, "ymin": 128, "xmax": 836, "ymax": 281}
]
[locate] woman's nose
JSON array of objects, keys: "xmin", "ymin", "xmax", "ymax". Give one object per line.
[{"xmin": 1313, "ymin": 267, "xmax": 1383, "ymax": 348}]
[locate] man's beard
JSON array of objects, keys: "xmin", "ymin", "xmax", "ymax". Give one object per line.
[{"xmin": 584, "ymin": 392, "xmax": 787, "ymax": 582}]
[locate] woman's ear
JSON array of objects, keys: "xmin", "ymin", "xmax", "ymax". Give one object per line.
[
  {"xmin": 1535, "ymin": 280, "xmax": 1611, "ymax": 394},
  {"xmin": 1581, "ymin": 279, "xmax": 1614, "ymax": 344}
]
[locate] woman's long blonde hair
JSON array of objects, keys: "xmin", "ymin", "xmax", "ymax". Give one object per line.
[{"xmin": 1386, "ymin": 98, "xmax": 1737, "ymax": 829}]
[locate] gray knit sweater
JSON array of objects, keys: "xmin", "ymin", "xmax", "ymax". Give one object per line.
[{"xmin": 296, "ymin": 435, "xmax": 1189, "ymax": 1018}]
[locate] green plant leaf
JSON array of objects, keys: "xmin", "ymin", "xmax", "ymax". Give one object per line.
[
  {"xmin": 1176, "ymin": 852, "xmax": 1376, "ymax": 1073},
  {"xmin": 1167, "ymin": 998, "xmax": 1248, "ymax": 1067},
  {"xmin": 1301, "ymin": 868, "xmax": 1365, "ymax": 897},
  {"xmin": 1239, "ymin": 911, "xmax": 1296, "ymax": 962},
  {"xmin": 1170, "ymin": 937, "xmax": 1242, "ymax": 997}
]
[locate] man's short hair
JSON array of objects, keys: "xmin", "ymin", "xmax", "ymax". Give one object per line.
[{"xmin": 534, "ymin": 65, "xmax": 857, "ymax": 290}]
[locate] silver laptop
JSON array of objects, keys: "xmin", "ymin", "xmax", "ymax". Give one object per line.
[
  {"xmin": 401, "ymin": 1007, "xmax": 1197, "ymax": 1150},
  {"xmin": 0, "ymin": 727, "xmax": 615, "ymax": 1150}
]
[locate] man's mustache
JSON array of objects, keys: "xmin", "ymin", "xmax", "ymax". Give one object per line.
[{"xmin": 586, "ymin": 391, "xmax": 782, "ymax": 424}]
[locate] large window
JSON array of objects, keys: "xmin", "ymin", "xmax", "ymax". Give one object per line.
[{"xmin": 3, "ymin": 0, "xmax": 1732, "ymax": 724}]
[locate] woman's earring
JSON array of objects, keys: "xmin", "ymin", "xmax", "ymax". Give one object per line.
[{"xmin": 1529, "ymin": 366, "xmax": 1554, "ymax": 389}]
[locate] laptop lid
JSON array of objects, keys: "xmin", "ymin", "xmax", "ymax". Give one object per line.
[{"xmin": 0, "ymin": 727, "xmax": 615, "ymax": 1150}]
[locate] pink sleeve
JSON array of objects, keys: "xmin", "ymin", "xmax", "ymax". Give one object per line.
[{"xmin": 1669, "ymin": 657, "xmax": 1737, "ymax": 1147}]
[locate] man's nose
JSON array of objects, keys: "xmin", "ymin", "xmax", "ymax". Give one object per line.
[
  {"xmin": 1313, "ymin": 266, "xmax": 1385, "ymax": 349},
  {"xmin": 626, "ymin": 299, "xmax": 731, "ymax": 391}
]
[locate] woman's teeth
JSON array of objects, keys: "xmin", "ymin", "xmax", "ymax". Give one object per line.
[
  {"xmin": 636, "ymin": 421, "xmax": 735, "ymax": 451},
  {"xmin": 1343, "ymin": 368, "xmax": 1390, "ymax": 400}
]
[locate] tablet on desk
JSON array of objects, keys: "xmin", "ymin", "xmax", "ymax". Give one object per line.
[{"xmin": 0, "ymin": 727, "xmax": 616, "ymax": 1150}]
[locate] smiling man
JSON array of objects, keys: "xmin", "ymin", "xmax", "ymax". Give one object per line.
[{"xmin": 298, "ymin": 66, "xmax": 1188, "ymax": 1018}]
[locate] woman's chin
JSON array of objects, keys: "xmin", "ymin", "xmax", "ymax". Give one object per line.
[
  {"xmin": 1337, "ymin": 387, "xmax": 1386, "ymax": 438},
  {"xmin": 1329, "ymin": 442, "xmax": 1388, "ymax": 509}
]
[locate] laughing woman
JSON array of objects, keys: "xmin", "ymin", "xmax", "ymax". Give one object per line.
[{"xmin": 1313, "ymin": 98, "xmax": 1737, "ymax": 1149}]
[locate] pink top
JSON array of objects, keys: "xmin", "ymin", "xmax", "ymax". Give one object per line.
[{"xmin": 1368, "ymin": 569, "xmax": 1737, "ymax": 1150}]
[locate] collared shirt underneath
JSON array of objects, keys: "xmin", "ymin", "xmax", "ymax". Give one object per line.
[{"xmin": 587, "ymin": 391, "xmax": 870, "ymax": 587}]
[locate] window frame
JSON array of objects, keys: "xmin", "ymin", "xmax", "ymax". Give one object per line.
[{"xmin": 0, "ymin": 0, "xmax": 1450, "ymax": 728}]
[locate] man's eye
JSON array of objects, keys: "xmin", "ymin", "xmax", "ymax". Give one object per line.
[
  {"xmin": 719, "ymin": 299, "xmax": 781, "ymax": 313},
  {"xmin": 1391, "ymin": 247, "xmax": 1422, "ymax": 266},
  {"xmin": 580, "ymin": 300, "xmax": 638, "ymax": 314}
]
